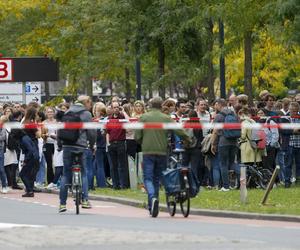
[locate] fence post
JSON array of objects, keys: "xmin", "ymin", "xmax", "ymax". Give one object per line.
[
  {"xmin": 261, "ymin": 165, "xmax": 280, "ymax": 205},
  {"xmin": 240, "ymin": 165, "xmax": 247, "ymax": 204}
]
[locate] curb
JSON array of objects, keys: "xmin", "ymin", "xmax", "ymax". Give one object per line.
[{"xmin": 42, "ymin": 188, "xmax": 300, "ymax": 223}]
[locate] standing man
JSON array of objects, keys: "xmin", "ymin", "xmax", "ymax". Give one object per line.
[
  {"xmin": 211, "ymin": 98, "xmax": 239, "ymax": 191},
  {"xmin": 106, "ymin": 101, "xmax": 129, "ymax": 189},
  {"xmin": 58, "ymin": 95, "xmax": 96, "ymax": 213},
  {"xmin": 196, "ymin": 98, "xmax": 211, "ymax": 137},
  {"xmin": 135, "ymin": 97, "xmax": 189, "ymax": 217},
  {"xmin": 264, "ymin": 93, "xmax": 277, "ymax": 117}
]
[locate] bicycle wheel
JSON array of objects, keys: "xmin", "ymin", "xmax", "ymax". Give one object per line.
[
  {"xmin": 180, "ymin": 175, "xmax": 190, "ymax": 217},
  {"xmin": 75, "ymin": 185, "xmax": 80, "ymax": 214},
  {"xmin": 166, "ymin": 194, "xmax": 176, "ymax": 216}
]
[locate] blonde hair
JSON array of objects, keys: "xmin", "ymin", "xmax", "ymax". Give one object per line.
[
  {"xmin": 93, "ymin": 102, "xmax": 107, "ymax": 117},
  {"xmin": 133, "ymin": 100, "xmax": 145, "ymax": 117},
  {"xmin": 77, "ymin": 95, "xmax": 91, "ymax": 104}
]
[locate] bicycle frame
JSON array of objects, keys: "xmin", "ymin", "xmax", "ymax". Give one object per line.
[{"xmin": 71, "ymin": 153, "xmax": 83, "ymax": 214}]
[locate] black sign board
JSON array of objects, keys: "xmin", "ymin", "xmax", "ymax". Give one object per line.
[{"xmin": 0, "ymin": 57, "xmax": 59, "ymax": 82}]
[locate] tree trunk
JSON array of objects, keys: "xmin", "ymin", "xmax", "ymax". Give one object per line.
[
  {"xmin": 244, "ymin": 31, "xmax": 253, "ymax": 105},
  {"xmin": 135, "ymin": 38, "xmax": 142, "ymax": 100},
  {"xmin": 125, "ymin": 39, "xmax": 131, "ymax": 99},
  {"xmin": 86, "ymin": 76, "xmax": 93, "ymax": 97},
  {"xmin": 158, "ymin": 40, "xmax": 165, "ymax": 98},
  {"xmin": 135, "ymin": 57, "xmax": 142, "ymax": 100},
  {"xmin": 206, "ymin": 18, "xmax": 215, "ymax": 102},
  {"xmin": 148, "ymin": 82, "xmax": 153, "ymax": 99},
  {"xmin": 187, "ymin": 85, "xmax": 195, "ymax": 100},
  {"xmin": 219, "ymin": 19, "xmax": 226, "ymax": 99}
]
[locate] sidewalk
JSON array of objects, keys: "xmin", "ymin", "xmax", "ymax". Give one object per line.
[{"xmin": 42, "ymin": 188, "xmax": 300, "ymax": 223}]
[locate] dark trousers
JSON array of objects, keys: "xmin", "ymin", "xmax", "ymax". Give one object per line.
[
  {"xmin": 126, "ymin": 139, "xmax": 137, "ymax": 159},
  {"xmin": 53, "ymin": 166, "xmax": 63, "ymax": 184},
  {"xmin": 108, "ymin": 141, "xmax": 129, "ymax": 189},
  {"xmin": 182, "ymin": 148, "xmax": 205, "ymax": 185},
  {"xmin": 43, "ymin": 143, "xmax": 55, "ymax": 184},
  {"xmin": 20, "ymin": 160, "xmax": 39, "ymax": 193},
  {"xmin": 262, "ymin": 146, "xmax": 277, "ymax": 172},
  {"xmin": 4, "ymin": 163, "xmax": 18, "ymax": 187}
]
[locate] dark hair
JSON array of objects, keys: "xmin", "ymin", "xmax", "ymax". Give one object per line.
[
  {"xmin": 23, "ymin": 107, "xmax": 37, "ymax": 123},
  {"xmin": 264, "ymin": 93, "xmax": 276, "ymax": 102},
  {"xmin": 55, "ymin": 110, "xmax": 65, "ymax": 122},
  {"xmin": 9, "ymin": 111, "xmax": 23, "ymax": 121},
  {"xmin": 187, "ymin": 110, "xmax": 198, "ymax": 123},
  {"xmin": 214, "ymin": 98, "xmax": 227, "ymax": 107},
  {"xmin": 37, "ymin": 111, "xmax": 46, "ymax": 122}
]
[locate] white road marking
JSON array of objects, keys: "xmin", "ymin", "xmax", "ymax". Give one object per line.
[
  {"xmin": 93, "ymin": 205, "xmax": 116, "ymax": 208},
  {"xmin": 0, "ymin": 223, "xmax": 44, "ymax": 229}
]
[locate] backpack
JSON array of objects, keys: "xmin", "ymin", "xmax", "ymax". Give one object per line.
[
  {"xmin": 201, "ymin": 133, "xmax": 212, "ymax": 155},
  {"xmin": 221, "ymin": 112, "xmax": 241, "ymax": 139},
  {"xmin": 247, "ymin": 126, "xmax": 266, "ymax": 150},
  {"xmin": 6, "ymin": 130, "xmax": 19, "ymax": 151},
  {"xmin": 57, "ymin": 111, "xmax": 83, "ymax": 145}
]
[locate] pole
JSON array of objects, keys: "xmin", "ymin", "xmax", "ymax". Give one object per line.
[
  {"xmin": 261, "ymin": 166, "xmax": 280, "ymax": 205},
  {"xmin": 219, "ymin": 19, "xmax": 226, "ymax": 99},
  {"xmin": 22, "ymin": 82, "xmax": 26, "ymax": 104},
  {"xmin": 136, "ymin": 57, "xmax": 141, "ymax": 100},
  {"xmin": 240, "ymin": 164, "xmax": 247, "ymax": 204}
]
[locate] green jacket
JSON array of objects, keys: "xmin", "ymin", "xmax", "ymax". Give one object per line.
[{"xmin": 134, "ymin": 109, "xmax": 188, "ymax": 155}]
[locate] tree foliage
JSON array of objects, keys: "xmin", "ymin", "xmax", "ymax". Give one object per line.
[{"xmin": 0, "ymin": 0, "xmax": 299, "ymax": 100}]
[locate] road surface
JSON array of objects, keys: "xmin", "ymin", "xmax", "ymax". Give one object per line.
[{"xmin": 0, "ymin": 190, "xmax": 299, "ymax": 250}]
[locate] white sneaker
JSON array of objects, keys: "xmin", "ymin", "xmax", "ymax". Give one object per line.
[
  {"xmin": 219, "ymin": 187, "xmax": 230, "ymax": 192},
  {"xmin": 1, "ymin": 187, "xmax": 8, "ymax": 194},
  {"xmin": 47, "ymin": 183, "xmax": 56, "ymax": 189},
  {"xmin": 35, "ymin": 183, "xmax": 44, "ymax": 189}
]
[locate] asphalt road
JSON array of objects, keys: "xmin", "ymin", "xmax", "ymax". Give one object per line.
[{"xmin": 0, "ymin": 190, "xmax": 299, "ymax": 250}]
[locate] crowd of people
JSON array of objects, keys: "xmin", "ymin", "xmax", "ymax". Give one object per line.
[{"xmin": 0, "ymin": 90, "xmax": 299, "ymax": 213}]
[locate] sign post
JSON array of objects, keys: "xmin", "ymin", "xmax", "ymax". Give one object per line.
[{"xmin": 22, "ymin": 82, "xmax": 26, "ymax": 104}]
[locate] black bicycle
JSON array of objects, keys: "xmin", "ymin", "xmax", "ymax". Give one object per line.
[
  {"xmin": 70, "ymin": 152, "xmax": 83, "ymax": 214},
  {"xmin": 164, "ymin": 149, "xmax": 191, "ymax": 218},
  {"xmin": 244, "ymin": 140, "xmax": 272, "ymax": 189}
]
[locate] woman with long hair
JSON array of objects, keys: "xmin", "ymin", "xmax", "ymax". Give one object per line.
[
  {"xmin": 19, "ymin": 106, "xmax": 40, "ymax": 197},
  {"xmin": 92, "ymin": 102, "xmax": 107, "ymax": 188},
  {"xmin": 42, "ymin": 107, "xmax": 57, "ymax": 184}
]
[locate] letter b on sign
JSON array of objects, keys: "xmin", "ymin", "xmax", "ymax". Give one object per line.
[{"xmin": 0, "ymin": 59, "xmax": 13, "ymax": 82}]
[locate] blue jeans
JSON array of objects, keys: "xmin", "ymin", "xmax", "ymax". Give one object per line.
[
  {"xmin": 218, "ymin": 145, "xmax": 237, "ymax": 189},
  {"xmin": 0, "ymin": 147, "xmax": 7, "ymax": 188},
  {"xmin": 94, "ymin": 148, "xmax": 106, "ymax": 188},
  {"xmin": 85, "ymin": 148, "xmax": 94, "ymax": 189},
  {"xmin": 276, "ymin": 149, "xmax": 288, "ymax": 182},
  {"xmin": 211, "ymin": 153, "xmax": 221, "ymax": 187},
  {"xmin": 36, "ymin": 154, "xmax": 46, "ymax": 184},
  {"xmin": 20, "ymin": 159, "xmax": 39, "ymax": 193},
  {"xmin": 59, "ymin": 147, "xmax": 88, "ymax": 205},
  {"xmin": 286, "ymin": 146, "xmax": 300, "ymax": 183},
  {"xmin": 143, "ymin": 155, "xmax": 167, "ymax": 210}
]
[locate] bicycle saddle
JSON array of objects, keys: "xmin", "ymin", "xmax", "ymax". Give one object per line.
[{"xmin": 173, "ymin": 148, "xmax": 185, "ymax": 153}]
